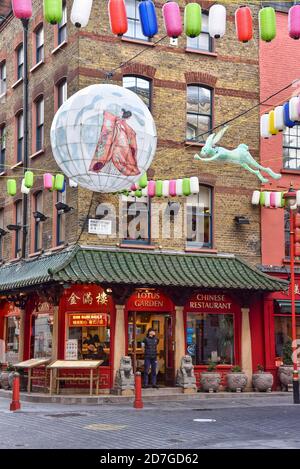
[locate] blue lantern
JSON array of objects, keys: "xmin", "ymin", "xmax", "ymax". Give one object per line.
[
  {"xmin": 138, "ymin": 0, "xmax": 158, "ymax": 38},
  {"xmin": 283, "ymin": 102, "xmax": 296, "ymax": 128}
]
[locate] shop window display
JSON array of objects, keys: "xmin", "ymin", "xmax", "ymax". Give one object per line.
[
  {"xmin": 31, "ymin": 313, "xmax": 53, "ymax": 358},
  {"xmin": 5, "ymin": 316, "xmax": 20, "ymax": 363}
]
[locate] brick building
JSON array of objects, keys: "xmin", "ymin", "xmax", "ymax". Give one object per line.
[{"xmin": 0, "ymin": 1, "xmax": 286, "ymax": 393}]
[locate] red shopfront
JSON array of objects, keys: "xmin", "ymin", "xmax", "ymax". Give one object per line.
[
  {"xmin": 125, "ymin": 289, "xmax": 175, "ymax": 386},
  {"xmin": 184, "ymin": 291, "xmax": 242, "ymax": 387},
  {"xmin": 0, "ymin": 302, "xmax": 21, "ymax": 365}
]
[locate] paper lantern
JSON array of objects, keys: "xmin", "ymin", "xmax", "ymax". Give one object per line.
[
  {"xmin": 268, "ymin": 110, "xmax": 278, "ymax": 135},
  {"xmin": 182, "ymin": 178, "xmax": 191, "ymax": 196},
  {"xmin": 289, "ymin": 97, "xmax": 300, "ymax": 122},
  {"xmin": 138, "ymin": 173, "xmax": 148, "ymax": 189},
  {"xmin": 148, "ymin": 180, "xmax": 156, "ymax": 197},
  {"xmin": 54, "ymin": 174, "xmax": 65, "ymax": 191},
  {"xmin": 138, "ymin": 0, "xmax": 158, "ymax": 38},
  {"xmin": 44, "ymin": 0, "xmax": 62, "ymax": 25},
  {"xmin": 12, "ymin": 0, "xmax": 32, "ymax": 19},
  {"xmin": 141, "ymin": 187, "xmax": 148, "ymax": 197},
  {"xmin": 260, "ymin": 114, "xmax": 270, "ymax": 138},
  {"xmin": 283, "ymin": 102, "xmax": 296, "ymax": 128},
  {"xmin": 51, "ymin": 84, "xmax": 157, "ymax": 193},
  {"xmin": 274, "ymin": 106, "xmax": 285, "ymax": 132},
  {"xmin": 296, "ymin": 228, "xmax": 300, "ymax": 243},
  {"xmin": 235, "ymin": 6, "xmax": 253, "ymax": 43},
  {"xmin": 21, "ymin": 179, "xmax": 30, "ymax": 195},
  {"xmin": 209, "ymin": 4, "xmax": 226, "ymax": 39},
  {"xmin": 190, "ymin": 176, "xmax": 199, "ymax": 194},
  {"xmin": 24, "ymin": 170, "xmax": 34, "ymax": 188},
  {"xmin": 275, "ymin": 192, "xmax": 282, "ymax": 208},
  {"xmin": 162, "ymin": 2, "xmax": 182, "ymax": 39},
  {"xmin": 162, "ymin": 180, "xmax": 169, "ymax": 197},
  {"xmin": 259, "ymin": 192, "xmax": 265, "ymax": 206},
  {"xmin": 259, "ymin": 7, "xmax": 276, "ymax": 42},
  {"xmin": 288, "ymin": 5, "xmax": 300, "ymax": 39},
  {"xmin": 184, "ymin": 3, "xmax": 201, "ymax": 38},
  {"xmin": 176, "ymin": 179, "xmax": 183, "ymax": 196},
  {"xmin": 169, "ymin": 180, "xmax": 176, "ymax": 197},
  {"xmin": 270, "ymin": 192, "xmax": 276, "ymax": 208},
  {"xmin": 108, "ymin": 0, "xmax": 128, "ymax": 36},
  {"xmin": 297, "ymin": 190, "xmax": 300, "ymax": 207},
  {"xmin": 251, "ymin": 190, "xmax": 260, "ymax": 205},
  {"xmin": 155, "ymin": 180, "xmax": 163, "ymax": 197},
  {"xmin": 69, "ymin": 179, "xmax": 78, "ymax": 188},
  {"xmin": 7, "ymin": 179, "xmax": 17, "ymax": 197},
  {"xmin": 43, "ymin": 173, "xmax": 53, "ymax": 190},
  {"xmin": 71, "ymin": 0, "xmax": 93, "ymax": 28},
  {"xmin": 264, "ymin": 191, "xmax": 271, "ymax": 207},
  {"xmin": 135, "ymin": 189, "xmax": 142, "ymax": 198}
]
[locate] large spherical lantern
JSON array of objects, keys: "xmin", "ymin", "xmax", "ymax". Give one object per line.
[
  {"xmin": 259, "ymin": 7, "xmax": 276, "ymax": 42},
  {"xmin": 235, "ymin": 6, "xmax": 253, "ymax": 43},
  {"xmin": 184, "ymin": 3, "xmax": 202, "ymax": 38},
  {"xmin": 138, "ymin": 0, "xmax": 158, "ymax": 38},
  {"xmin": 44, "ymin": 0, "xmax": 62, "ymax": 25},
  {"xmin": 50, "ymin": 84, "xmax": 157, "ymax": 193},
  {"xmin": 208, "ymin": 4, "xmax": 226, "ymax": 39},
  {"xmin": 162, "ymin": 2, "xmax": 182, "ymax": 39},
  {"xmin": 289, "ymin": 5, "xmax": 300, "ymax": 39},
  {"xmin": 12, "ymin": 0, "xmax": 32, "ymax": 19},
  {"xmin": 108, "ymin": 0, "xmax": 128, "ymax": 36},
  {"xmin": 71, "ymin": 0, "xmax": 93, "ymax": 28}
]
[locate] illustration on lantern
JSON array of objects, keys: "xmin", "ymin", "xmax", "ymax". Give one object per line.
[{"xmin": 194, "ymin": 126, "xmax": 281, "ymax": 183}]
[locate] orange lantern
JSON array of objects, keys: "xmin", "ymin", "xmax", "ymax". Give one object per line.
[
  {"xmin": 235, "ymin": 6, "xmax": 253, "ymax": 43},
  {"xmin": 108, "ymin": 0, "xmax": 128, "ymax": 37}
]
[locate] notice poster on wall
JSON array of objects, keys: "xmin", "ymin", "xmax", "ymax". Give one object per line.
[{"xmin": 65, "ymin": 339, "xmax": 78, "ymax": 360}]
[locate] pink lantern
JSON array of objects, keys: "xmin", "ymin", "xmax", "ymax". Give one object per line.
[
  {"xmin": 162, "ymin": 2, "xmax": 182, "ymax": 39},
  {"xmin": 169, "ymin": 179, "xmax": 177, "ymax": 197},
  {"xmin": 12, "ymin": 0, "xmax": 32, "ymax": 19},
  {"xmin": 270, "ymin": 192, "xmax": 276, "ymax": 208},
  {"xmin": 44, "ymin": 173, "xmax": 53, "ymax": 190},
  {"xmin": 148, "ymin": 180, "xmax": 156, "ymax": 197},
  {"xmin": 288, "ymin": 5, "xmax": 300, "ymax": 39}
]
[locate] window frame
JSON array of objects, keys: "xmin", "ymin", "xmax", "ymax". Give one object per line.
[
  {"xmin": 33, "ymin": 191, "xmax": 43, "ymax": 253},
  {"xmin": 122, "ymin": 75, "xmax": 152, "ymax": 111},
  {"xmin": 35, "ymin": 96, "xmax": 44, "ymax": 152},
  {"xmin": 121, "ymin": 195, "xmax": 151, "ymax": 245},
  {"xmin": 14, "ymin": 200, "xmax": 22, "ymax": 258},
  {"xmin": 0, "ymin": 61, "xmax": 6, "ymax": 95},
  {"xmin": 57, "ymin": 1, "xmax": 67, "ymax": 46},
  {"xmin": 186, "ymin": 11, "xmax": 213, "ymax": 53},
  {"xmin": 123, "ymin": 0, "xmax": 150, "ymax": 42},
  {"xmin": 186, "ymin": 84, "xmax": 213, "ymax": 143},
  {"xmin": 283, "ymin": 125, "xmax": 300, "ymax": 171},
  {"xmin": 186, "ymin": 184, "xmax": 213, "ymax": 249},
  {"xmin": 56, "ymin": 77, "xmax": 68, "ymax": 110},
  {"xmin": 0, "ymin": 124, "xmax": 5, "ymax": 173},
  {"xmin": 16, "ymin": 43, "xmax": 24, "ymax": 81},
  {"xmin": 16, "ymin": 111, "xmax": 24, "ymax": 163},
  {"xmin": 35, "ymin": 24, "xmax": 44, "ymax": 64}
]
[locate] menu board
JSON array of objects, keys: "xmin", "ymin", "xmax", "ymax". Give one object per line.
[
  {"xmin": 69, "ymin": 313, "xmax": 108, "ymax": 327},
  {"xmin": 65, "ymin": 339, "xmax": 78, "ymax": 360}
]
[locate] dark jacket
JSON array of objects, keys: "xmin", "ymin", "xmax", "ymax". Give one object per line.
[{"xmin": 143, "ymin": 336, "xmax": 159, "ymax": 359}]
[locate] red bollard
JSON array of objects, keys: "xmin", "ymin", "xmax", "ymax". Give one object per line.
[
  {"xmin": 133, "ymin": 372, "xmax": 143, "ymax": 409},
  {"xmin": 10, "ymin": 372, "xmax": 21, "ymax": 412}
]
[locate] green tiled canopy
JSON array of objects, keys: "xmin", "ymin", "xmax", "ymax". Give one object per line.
[{"xmin": 0, "ymin": 245, "xmax": 288, "ymax": 293}]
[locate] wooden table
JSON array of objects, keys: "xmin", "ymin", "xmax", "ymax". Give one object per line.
[
  {"xmin": 14, "ymin": 358, "xmax": 51, "ymax": 393},
  {"xmin": 47, "ymin": 360, "xmax": 103, "ymax": 396}
]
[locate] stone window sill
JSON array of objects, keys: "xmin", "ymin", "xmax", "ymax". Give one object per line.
[
  {"xmin": 11, "ymin": 161, "xmax": 23, "ymax": 170},
  {"xmin": 121, "ymin": 37, "xmax": 154, "ymax": 47},
  {"xmin": 184, "ymin": 141, "xmax": 204, "ymax": 148},
  {"xmin": 185, "ymin": 48, "xmax": 217, "ymax": 58},
  {"xmin": 30, "ymin": 148, "xmax": 45, "ymax": 159},
  {"xmin": 51, "ymin": 40, "xmax": 68, "ymax": 55},
  {"xmin": 0, "ymin": 92, "xmax": 6, "ymax": 99},
  {"xmin": 30, "ymin": 60, "xmax": 44, "ymax": 73},
  {"xmin": 280, "ymin": 168, "xmax": 300, "ymax": 175},
  {"xmin": 11, "ymin": 77, "xmax": 23, "ymax": 89}
]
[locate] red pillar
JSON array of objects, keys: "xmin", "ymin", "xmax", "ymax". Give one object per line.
[
  {"xmin": 10, "ymin": 373, "xmax": 21, "ymax": 412},
  {"xmin": 134, "ymin": 372, "xmax": 143, "ymax": 409}
]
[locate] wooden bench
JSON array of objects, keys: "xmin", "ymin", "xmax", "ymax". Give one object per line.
[
  {"xmin": 47, "ymin": 360, "xmax": 103, "ymax": 396},
  {"xmin": 14, "ymin": 358, "xmax": 51, "ymax": 393}
]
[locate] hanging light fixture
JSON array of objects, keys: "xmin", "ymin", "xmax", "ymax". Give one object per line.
[
  {"xmin": 138, "ymin": 0, "xmax": 158, "ymax": 38},
  {"xmin": 260, "ymin": 113, "xmax": 271, "ymax": 138},
  {"xmin": 268, "ymin": 110, "xmax": 278, "ymax": 135},
  {"xmin": 108, "ymin": 0, "xmax": 128, "ymax": 36},
  {"xmin": 44, "ymin": 0, "xmax": 63, "ymax": 25},
  {"xmin": 235, "ymin": 6, "xmax": 253, "ymax": 43},
  {"xmin": 71, "ymin": 0, "xmax": 93, "ymax": 28},
  {"xmin": 288, "ymin": 5, "xmax": 300, "ymax": 39},
  {"xmin": 259, "ymin": 7, "xmax": 276, "ymax": 42},
  {"xmin": 208, "ymin": 4, "xmax": 226, "ymax": 39},
  {"xmin": 283, "ymin": 102, "xmax": 296, "ymax": 128},
  {"xmin": 274, "ymin": 105, "xmax": 285, "ymax": 131},
  {"xmin": 12, "ymin": 0, "xmax": 32, "ymax": 19},
  {"xmin": 184, "ymin": 3, "xmax": 202, "ymax": 38},
  {"xmin": 289, "ymin": 96, "xmax": 300, "ymax": 122},
  {"xmin": 162, "ymin": 1, "xmax": 182, "ymax": 39},
  {"xmin": 7, "ymin": 179, "xmax": 17, "ymax": 197}
]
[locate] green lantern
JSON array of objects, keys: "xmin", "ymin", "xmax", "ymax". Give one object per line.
[
  {"xmin": 184, "ymin": 3, "xmax": 202, "ymax": 38},
  {"xmin": 155, "ymin": 180, "xmax": 163, "ymax": 197},
  {"xmin": 259, "ymin": 7, "xmax": 276, "ymax": 42},
  {"xmin": 54, "ymin": 174, "xmax": 64, "ymax": 191},
  {"xmin": 182, "ymin": 178, "xmax": 191, "ymax": 196},
  {"xmin": 44, "ymin": 0, "xmax": 63, "ymax": 25},
  {"xmin": 259, "ymin": 192, "xmax": 266, "ymax": 206},
  {"xmin": 138, "ymin": 173, "xmax": 148, "ymax": 189},
  {"xmin": 24, "ymin": 171, "xmax": 34, "ymax": 188},
  {"xmin": 7, "ymin": 179, "xmax": 17, "ymax": 196},
  {"xmin": 135, "ymin": 189, "xmax": 142, "ymax": 198},
  {"xmin": 280, "ymin": 192, "xmax": 285, "ymax": 208}
]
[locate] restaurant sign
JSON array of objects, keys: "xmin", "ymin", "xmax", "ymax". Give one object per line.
[
  {"xmin": 69, "ymin": 313, "xmax": 108, "ymax": 327},
  {"xmin": 126, "ymin": 289, "xmax": 174, "ymax": 311},
  {"xmin": 187, "ymin": 293, "xmax": 233, "ymax": 312}
]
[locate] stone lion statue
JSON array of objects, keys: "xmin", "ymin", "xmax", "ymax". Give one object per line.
[
  {"xmin": 176, "ymin": 355, "xmax": 197, "ymax": 390},
  {"xmin": 115, "ymin": 356, "xmax": 134, "ymax": 391}
]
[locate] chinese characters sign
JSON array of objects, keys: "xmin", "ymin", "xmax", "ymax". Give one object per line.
[
  {"xmin": 69, "ymin": 313, "xmax": 108, "ymax": 327},
  {"xmin": 64, "ymin": 285, "xmax": 111, "ymax": 312}
]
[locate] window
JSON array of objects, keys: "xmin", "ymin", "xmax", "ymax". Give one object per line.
[
  {"xmin": 16, "ymin": 44, "xmax": 24, "ymax": 80},
  {"xmin": 30, "ymin": 313, "xmax": 53, "ymax": 358},
  {"xmin": 0, "ymin": 125, "xmax": 5, "ymax": 173},
  {"xmin": 14, "ymin": 200, "xmax": 22, "ymax": 258},
  {"xmin": 57, "ymin": 78, "xmax": 67, "ymax": 109},
  {"xmin": 56, "ymin": 190, "xmax": 66, "ymax": 246},
  {"xmin": 0, "ymin": 61, "xmax": 6, "ymax": 95},
  {"xmin": 67, "ymin": 313, "xmax": 111, "ymax": 363},
  {"xmin": 123, "ymin": 75, "xmax": 151, "ymax": 110},
  {"xmin": 58, "ymin": 1, "xmax": 67, "ymax": 45},
  {"xmin": 0, "ymin": 208, "xmax": 4, "ymax": 261},
  {"xmin": 268, "ymin": 2, "xmax": 296, "ymax": 12},
  {"xmin": 5, "ymin": 316, "xmax": 21, "ymax": 363},
  {"xmin": 124, "ymin": 0, "xmax": 149, "ymax": 41},
  {"xmin": 16, "ymin": 112, "xmax": 24, "ymax": 163},
  {"xmin": 122, "ymin": 195, "xmax": 151, "ymax": 244},
  {"xmin": 186, "ymin": 12, "xmax": 213, "ymax": 53},
  {"xmin": 186, "ymin": 85, "xmax": 212, "ymax": 142},
  {"xmin": 274, "ymin": 301, "xmax": 300, "ymax": 362},
  {"xmin": 186, "ymin": 186, "xmax": 213, "ymax": 248},
  {"xmin": 285, "ymin": 208, "xmax": 290, "ymax": 258},
  {"xmin": 186, "ymin": 313, "xmax": 234, "ymax": 365},
  {"xmin": 283, "ymin": 125, "xmax": 300, "ymax": 170},
  {"xmin": 35, "ymin": 97, "xmax": 44, "ymax": 152},
  {"xmin": 33, "ymin": 191, "xmax": 43, "ymax": 252},
  {"xmin": 35, "ymin": 25, "xmax": 44, "ymax": 64}
]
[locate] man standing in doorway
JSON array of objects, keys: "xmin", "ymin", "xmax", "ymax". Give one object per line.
[{"xmin": 142, "ymin": 328, "xmax": 159, "ymax": 389}]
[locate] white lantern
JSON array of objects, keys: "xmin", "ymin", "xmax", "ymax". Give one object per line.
[
  {"xmin": 69, "ymin": 178, "xmax": 78, "ymax": 188},
  {"xmin": 289, "ymin": 96, "xmax": 300, "ymax": 122},
  {"xmin": 141, "ymin": 187, "xmax": 148, "ymax": 197},
  {"xmin": 264, "ymin": 191, "xmax": 271, "ymax": 207},
  {"xmin": 50, "ymin": 84, "xmax": 157, "ymax": 193},
  {"xmin": 162, "ymin": 180, "xmax": 169, "ymax": 197},
  {"xmin": 209, "ymin": 4, "xmax": 226, "ymax": 38},
  {"xmin": 71, "ymin": 0, "xmax": 93, "ymax": 28},
  {"xmin": 275, "ymin": 192, "xmax": 282, "ymax": 208},
  {"xmin": 251, "ymin": 190, "xmax": 260, "ymax": 205},
  {"xmin": 21, "ymin": 178, "xmax": 30, "ymax": 194},
  {"xmin": 190, "ymin": 176, "xmax": 199, "ymax": 194},
  {"xmin": 297, "ymin": 190, "xmax": 300, "ymax": 207},
  {"xmin": 260, "ymin": 114, "xmax": 270, "ymax": 138},
  {"xmin": 176, "ymin": 179, "xmax": 183, "ymax": 196},
  {"xmin": 274, "ymin": 105, "xmax": 285, "ymax": 131}
]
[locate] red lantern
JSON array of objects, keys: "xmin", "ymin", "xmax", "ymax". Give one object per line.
[
  {"xmin": 235, "ymin": 6, "xmax": 253, "ymax": 43},
  {"xmin": 12, "ymin": 0, "xmax": 32, "ymax": 19},
  {"xmin": 295, "ymin": 243, "xmax": 300, "ymax": 257},
  {"xmin": 108, "ymin": 0, "xmax": 128, "ymax": 37},
  {"xmin": 295, "ymin": 213, "xmax": 300, "ymax": 228},
  {"xmin": 296, "ymin": 228, "xmax": 300, "ymax": 243}
]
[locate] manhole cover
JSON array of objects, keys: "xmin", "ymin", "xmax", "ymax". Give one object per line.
[{"xmin": 45, "ymin": 413, "xmax": 86, "ymax": 418}]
